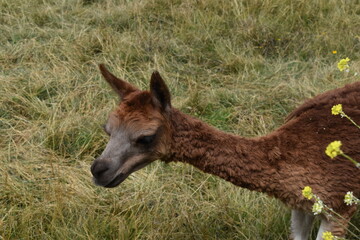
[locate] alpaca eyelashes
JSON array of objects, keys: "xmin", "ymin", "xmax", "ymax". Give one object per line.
[
  {"xmin": 102, "ymin": 123, "xmax": 157, "ymax": 146},
  {"xmin": 136, "ymin": 134, "xmax": 156, "ymax": 145}
]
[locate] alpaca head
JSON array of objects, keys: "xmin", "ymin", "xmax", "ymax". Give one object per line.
[{"xmin": 91, "ymin": 64, "xmax": 172, "ymax": 188}]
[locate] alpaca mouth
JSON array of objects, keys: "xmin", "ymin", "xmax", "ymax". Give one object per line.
[
  {"xmin": 104, "ymin": 173, "xmax": 129, "ymax": 188},
  {"xmin": 102, "ymin": 160, "xmax": 152, "ymax": 188}
]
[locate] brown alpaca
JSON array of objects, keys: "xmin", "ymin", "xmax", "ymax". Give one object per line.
[{"xmin": 91, "ymin": 64, "xmax": 360, "ymax": 240}]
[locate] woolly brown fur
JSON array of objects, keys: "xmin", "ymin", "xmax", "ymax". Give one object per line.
[{"xmin": 167, "ymin": 82, "xmax": 360, "ymax": 214}]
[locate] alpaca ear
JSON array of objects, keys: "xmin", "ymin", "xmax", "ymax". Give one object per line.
[
  {"xmin": 99, "ymin": 64, "xmax": 138, "ymax": 99},
  {"xmin": 150, "ymin": 71, "xmax": 171, "ymax": 111}
]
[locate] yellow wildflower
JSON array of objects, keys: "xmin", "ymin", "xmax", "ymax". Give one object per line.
[
  {"xmin": 332, "ymin": 50, "xmax": 337, "ymax": 54},
  {"xmin": 331, "ymin": 104, "xmax": 343, "ymax": 115},
  {"xmin": 322, "ymin": 231, "xmax": 334, "ymax": 240},
  {"xmin": 337, "ymin": 57, "xmax": 350, "ymax": 72},
  {"xmin": 325, "ymin": 141, "xmax": 343, "ymax": 159},
  {"xmin": 302, "ymin": 186, "xmax": 313, "ymax": 200}
]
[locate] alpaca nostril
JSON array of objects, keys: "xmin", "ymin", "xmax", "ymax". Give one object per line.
[{"xmin": 91, "ymin": 160, "xmax": 110, "ymax": 179}]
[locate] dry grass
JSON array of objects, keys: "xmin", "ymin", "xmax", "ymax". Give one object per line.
[{"xmin": 1, "ymin": 0, "xmax": 360, "ymax": 239}]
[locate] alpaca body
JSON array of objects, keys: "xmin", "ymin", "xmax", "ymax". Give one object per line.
[
  {"xmin": 168, "ymin": 83, "xmax": 360, "ymax": 209},
  {"xmin": 167, "ymin": 98, "xmax": 360, "ymax": 238},
  {"xmin": 167, "ymin": 83, "xmax": 360, "ymax": 238},
  {"xmin": 91, "ymin": 65, "xmax": 360, "ymax": 239}
]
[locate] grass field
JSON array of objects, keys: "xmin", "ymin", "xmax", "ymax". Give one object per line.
[{"xmin": 1, "ymin": 0, "xmax": 360, "ymax": 239}]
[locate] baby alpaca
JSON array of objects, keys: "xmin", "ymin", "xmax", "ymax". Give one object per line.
[{"xmin": 91, "ymin": 64, "xmax": 360, "ymax": 239}]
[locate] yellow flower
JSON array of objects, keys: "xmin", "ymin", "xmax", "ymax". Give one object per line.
[
  {"xmin": 332, "ymin": 50, "xmax": 337, "ymax": 54},
  {"xmin": 302, "ymin": 186, "xmax": 313, "ymax": 200},
  {"xmin": 325, "ymin": 141, "xmax": 343, "ymax": 159},
  {"xmin": 322, "ymin": 231, "xmax": 334, "ymax": 240},
  {"xmin": 337, "ymin": 57, "xmax": 350, "ymax": 71},
  {"xmin": 331, "ymin": 104, "xmax": 343, "ymax": 115}
]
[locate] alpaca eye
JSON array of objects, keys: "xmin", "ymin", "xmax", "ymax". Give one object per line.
[{"xmin": 136, "ymin": 134, "xmax": 156, "ymax": 145}]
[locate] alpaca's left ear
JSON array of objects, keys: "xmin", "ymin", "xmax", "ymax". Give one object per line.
[{"xmin": 150, "ymin": 71, "xmax": 171, "ymax": 111}]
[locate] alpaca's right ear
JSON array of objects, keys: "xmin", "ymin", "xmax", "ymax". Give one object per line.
[{"xmin": 99, "ymin": 64, "xmax": 138, "ymax": 99}]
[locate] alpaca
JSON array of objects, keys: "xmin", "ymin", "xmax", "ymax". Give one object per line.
[{"xmin": 91, "ymin": 64, "xmax": 360, "ymax": 240}]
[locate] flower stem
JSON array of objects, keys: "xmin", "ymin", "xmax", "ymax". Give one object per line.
[
  {"xmin": 324, "ymin": 205, "xmax": 360, "ymax": 237},
  {"xmin": 343, "ymin": 114, "xmax": 360, "ymax": 130},
  {"xmin": 340, "ymin": 153, "xmax": 360, "ymax": 168}
]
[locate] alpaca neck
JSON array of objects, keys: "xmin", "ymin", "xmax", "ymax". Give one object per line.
[{"xmin": 167, "ymin": 109, "xmax": 280, "ymax": 194}]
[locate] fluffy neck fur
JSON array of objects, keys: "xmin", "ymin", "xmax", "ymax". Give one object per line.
[{"xmin": 167, "ymin": 109, "xmax": 281, "ymax": 196}]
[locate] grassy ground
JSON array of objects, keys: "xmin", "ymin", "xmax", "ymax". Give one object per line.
[{"xmin": 1, "ymin": 0, "xmax": 360, "ymax": 239}]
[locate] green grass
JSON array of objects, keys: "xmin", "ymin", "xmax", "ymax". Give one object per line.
[{"xmin": 1, "ymin": 0, "xmax": 360, "ymax": 239}]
